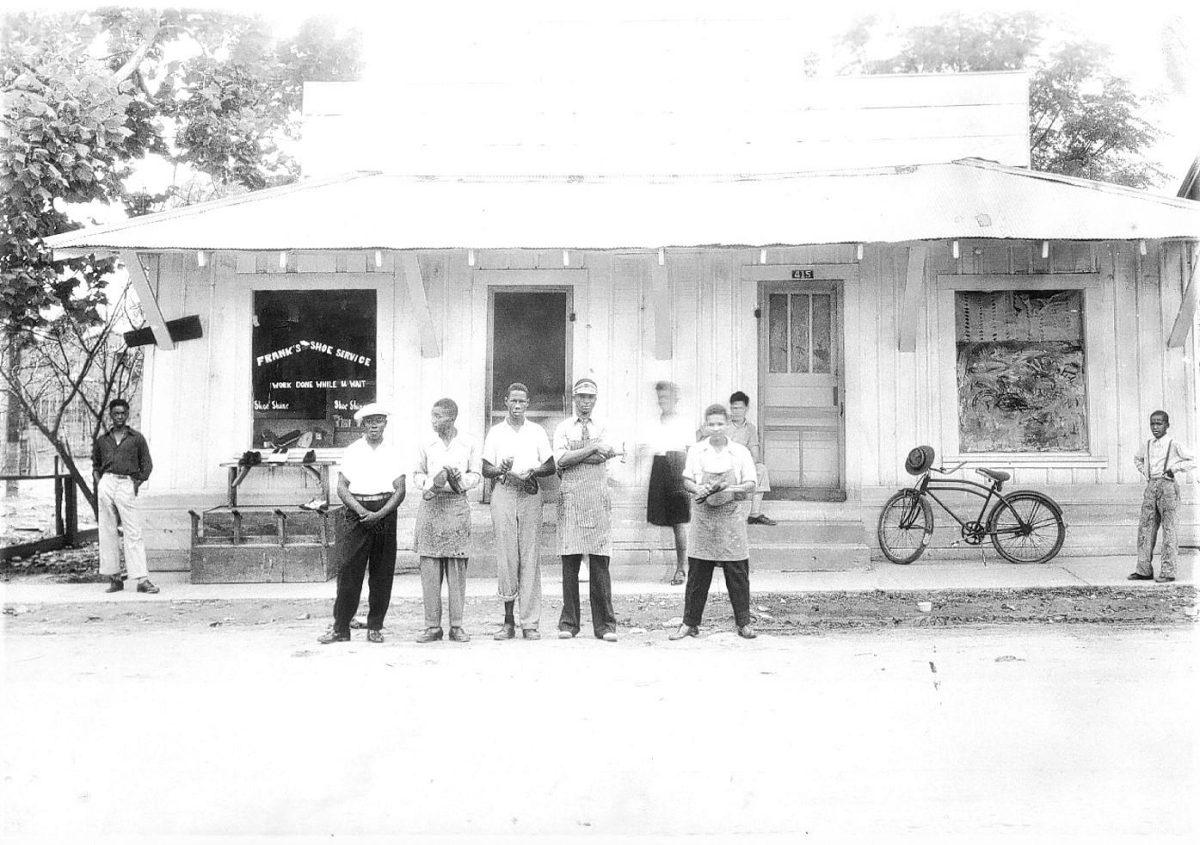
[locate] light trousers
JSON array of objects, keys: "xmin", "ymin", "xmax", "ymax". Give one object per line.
[
  {"xmin": 97, "ymin": 473, "xmax": 148, "ymax": 579},
  {"xmin": 420, "ymin": 556, "xmax": 468, "ymax": 629},
  {"xmin": 490, "ymin": 484, "xmax": 543, "ymax": 629},
  {"xmin": 1136, "ymin": 478, "xmax": 1179, "ymax": 578}
]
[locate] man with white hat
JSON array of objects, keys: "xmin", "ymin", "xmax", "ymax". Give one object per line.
[
  {"xmin": 553, "ymin": 377, "xmax": 619, "ymax": 641},
  {"xmin": 318, "ymin": 402, "xmax": 406, "ymax": 644}
]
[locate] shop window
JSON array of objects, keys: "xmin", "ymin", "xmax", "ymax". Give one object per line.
[
  {"xmin": 252, "ymin": 290, "xmax": 376, "ymax": 448},
  {"xmin": 955, "ymin": 289, "xmax": 1087, "ymax": 452}
]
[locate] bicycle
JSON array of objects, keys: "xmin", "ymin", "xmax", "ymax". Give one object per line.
[{"xmin": 877, "ymin": 446, "xmax": 1067, "ymax": 565}]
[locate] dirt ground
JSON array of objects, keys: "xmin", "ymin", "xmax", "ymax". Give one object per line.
[
  {"xmin": 3, "ymin": 584, "xmax": 1195, "ymax": 638},
  {"xmin": 2, "ymin": 620, "xmax": 1195, "ymax": 840}
]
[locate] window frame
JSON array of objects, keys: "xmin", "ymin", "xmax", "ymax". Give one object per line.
[{"xmin": 934, "ymin": 273, "xmax": 1111, "ymax": 468}]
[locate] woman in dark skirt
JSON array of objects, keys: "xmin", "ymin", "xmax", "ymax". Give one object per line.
[{"xmin": 646, "ymin": 381, "xmax": 695, "ymax": 584}]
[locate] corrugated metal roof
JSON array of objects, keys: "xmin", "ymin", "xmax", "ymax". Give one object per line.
[{"xmin": 45, "ymin": 159, "xmax": 1200, "ymax": 253}]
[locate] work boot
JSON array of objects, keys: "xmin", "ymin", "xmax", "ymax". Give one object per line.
[
  {"xmin": 136, "ymin": 579, "xmax": 160, "ymax": 594},
  {"xmin": 448, "ymin": 627, "xmax": 471, "ymax": 643},
  {"xmin": 493, "ymin": 623, "xmax": 516, "ymax": 640},
  {"xmin": 105, "ymin": 576, "xmax": 124, "ymax": 593},
  {"xmin": 317, "ymin": 629, "xmax": 350, "ymax": 644},
  {"xmin": 416, "ymin": 627, "xmax": 444, "ymax": 643}
]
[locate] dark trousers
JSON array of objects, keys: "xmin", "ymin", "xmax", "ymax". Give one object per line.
[
  {"xmin": 332, "ymin": 502, "xmax": 397, "ymax": 634},
  {"xmin": 683, "ymin": 557, "xmax": 751, "ymax": 628},
  {"xmin": 559, "ymin": 554, "xmax": 616, "ymax": 637}
]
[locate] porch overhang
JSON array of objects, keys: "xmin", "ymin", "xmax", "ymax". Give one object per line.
[{"xmin": 45, "ymin": 159, "xmax": 1200, "ymax": 255}]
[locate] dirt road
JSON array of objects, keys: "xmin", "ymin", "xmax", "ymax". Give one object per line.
[{"xmin": 2, "ymin": 614, "xmax": 1195, "ymax": 841}]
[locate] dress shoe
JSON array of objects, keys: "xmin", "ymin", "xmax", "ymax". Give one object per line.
[
  {"xmin": 349, "ymin": 617, "xmax": 367, "ymax": 629},
  {"xmin": 449, "ymin": 627, "xmax": 471, "ymax": 643},
  {"xmin": 1155, "ymin": 576, "xmax": 1176, "ymax": 583},
  {"xmin": 317, "ymin": 629, "xmax": 350, "ymax": 644},
  {"xmin": 669, "ymin": 624, "xmax": 699, "ymax": 640},
  {"xmin": 737, "ymin": 625, "xmax": 758, "ymax": 639},
  {"xmin": 136, "ymin": 579, "xmax": 160, "ymax": 594},
  {"xmin": 105, "ymin": 577, "xmax": 124, "ymax": 593},
  {"xmin": 494, "ymin": 623, "xmax": 517, "ymax": 640},
  {"xmin": 416, "ymin": 627, "xmax": 444, "ymax": 643},
  {"xmin": 522, "ymin": 628, "xmax": 541, "ymax": 640},
  {"xmin": 558, "ymin": 630, "xmax": 576, "ymax": 639},
  {"xmin": 366, "ymin": 629, "xmax": 384, "ymax": 643},
  {"xmin": 1127, "ymin": 573, "xmax": 1154, "ymax": 581},
  {"xmin": 747, "ymin": 513, "xmax": 777, "ymax": 526},
  {"xmin": 600, "ymin": 631, "xmax": 618, "ymax": 642}
]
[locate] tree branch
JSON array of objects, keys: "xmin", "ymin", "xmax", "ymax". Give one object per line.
[{"xmin": 109, "ymin": 20, "xmax": 163, "ymax": 88}]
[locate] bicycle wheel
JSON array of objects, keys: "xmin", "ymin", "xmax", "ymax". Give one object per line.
[
  {"xmin": 877, "ymin": 489, "xmax": 934, "ymax": 564},
  {"xmin": 988, "ymin": 491, "xmax": 1066, "ymax": 564}
]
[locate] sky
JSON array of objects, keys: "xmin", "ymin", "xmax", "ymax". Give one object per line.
[{"xmin": 11, "ymin": 0, "xmax": 1200, "ymax": 194}]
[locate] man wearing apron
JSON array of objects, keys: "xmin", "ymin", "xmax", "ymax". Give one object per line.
[
  {"xmin": 670, "ymin": 403, "xmax": 759, "ymax": 641},
  {"xmin": 482, "ymin": 382, "xmax": 556, "ymax": 640},
  {"xmin": 413, "ymin": 398, "xmax": 481, "ymax": 642},
  {"xmin": 553, "ymin": 378, "xmax": 619, "ymax": 641},
  {"xmin": 319, "ymin": 403, "xmax": 406, "ymax": 644}
]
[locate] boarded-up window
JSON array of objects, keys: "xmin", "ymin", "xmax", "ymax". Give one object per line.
[
  {"xmin": 767, "ymin": 292, "xmax": 833, "ymax": 374},
  {"xmin": 252, "ymin": 290, "xmax": 376, "ymax": 448},
  {"xmin": 955, "ymin": 290, "xmax": 1086, "ymax": 452}
]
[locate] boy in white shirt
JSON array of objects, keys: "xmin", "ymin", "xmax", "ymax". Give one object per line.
[
  {"xmin": 1129, "ymin": 410, "xmax": 1194, "ymax": 583},
  {"xmin": 669, "ymin": 403, "xmax": 759, "ymax": 640}
]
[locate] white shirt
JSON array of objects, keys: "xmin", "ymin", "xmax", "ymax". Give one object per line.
[
  {"xmin": 553, "ymin": 415, "xmax": 610, "ymax": 463},
  {"xmin": 1135, "ymin": 435, "xmax": 1195, "ymax": 479},
  {"xmin": 684, "ymin": 438, "xmax": 757, "ymax": 486},
  {"xmin": 482, "ymin": 419, "xmax": 553, "ymax": 475},
  {"xmin": 413, "ymin": 431, "xmax": 482, "ymax": 491},
  {"xmin": 338, "ymin": 437, "xmax": 407, "ymax": 494},
  {"xmin": 649, "ymin": 413, "xmax": 697, "ymax": 455}
]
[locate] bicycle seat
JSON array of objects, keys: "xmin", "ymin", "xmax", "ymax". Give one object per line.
[{"xmin": 975, "ymin": 468, "xmax": 1011, "ymax": 484}]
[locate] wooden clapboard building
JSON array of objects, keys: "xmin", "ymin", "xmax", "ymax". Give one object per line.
[{"xmin": 46, "ymin": 71, "xmax": 1200, "ymax": 578}]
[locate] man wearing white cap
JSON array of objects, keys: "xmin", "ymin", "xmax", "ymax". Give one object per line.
[
  {"xmin": 318, "ymin": 402, "xmax": 406, "ymax": 644},
  {"xmin": 482, "ymin": 382, "xmax": 555, "ymax": 639},
  {"xmin": 553, "ymin": 377, "xmax": 619, "ymax": 641}
]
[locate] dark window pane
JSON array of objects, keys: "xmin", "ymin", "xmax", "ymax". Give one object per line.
[
  {"xmin": 768, "ymin": 293, "xmax": 788, "ymax": 373},
  {"xmin": 790, "ymin": 294, "xmax": 810, "ymax": 373},
  {"xmin": 492, "ymin": 291, "xmax": 568, "ymax": 413}
]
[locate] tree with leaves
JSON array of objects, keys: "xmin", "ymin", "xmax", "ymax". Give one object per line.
[
  {"xmin": 1, "ymin": 8, "xmax": 361, "ymax": 511},
  {"xmin": 838, "ymin": 10, "xmax": 1166, "ymax": 189}
]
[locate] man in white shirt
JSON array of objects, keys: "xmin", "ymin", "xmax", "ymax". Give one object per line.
[
  {"xmin": 413, "ymin": 398, "xmax": 481, "ymax": 643},
  {"xmin": 553, "ymin": 378, "xmax": 619, "ymax": 642},
  {"xmin": 1129, "ymin": 410, "xmax": 1194, "ymax": 583},
  {"xmin": 482, "ymin": 383, "xmax": 556, "ymax": 639},
  {"xmin": 318, "ymin": 403, "xmax": 407, "ymax": 644},
  {"xmin": 669, "ymin": 403, "xmax": 759, "ymax": 641}
]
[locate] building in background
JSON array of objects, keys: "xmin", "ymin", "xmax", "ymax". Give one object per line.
[{"xmin": 45, "ymin": 71, "xmax": 1200, "ymax": 575}]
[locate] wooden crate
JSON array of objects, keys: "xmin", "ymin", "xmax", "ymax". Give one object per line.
[{"xmin": 188, "ymin": 505, "xmax": 344, "ymax": 583}]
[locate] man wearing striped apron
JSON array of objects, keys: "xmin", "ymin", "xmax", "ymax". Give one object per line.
[
  {"xmin": 482, "ymin": 383, "xmax": 555, "ymax": 640},
  {"xmin": 318, "ymin": 403, "xmax": 406, "ymax": 644},
  {"xmin": 554, "ymin": 378, "xmax": 619, "ymax": 642},
  {"xmin": 413, "ymin": 398, "xmax": 481, "ymax": 643},
  {"xmin": 1129, "ymin": 410, "xmax": 1194, "ymax": 584},
  {"xmin": 670, "ymin": 403, "xmax": 759, "ymax": 641}
]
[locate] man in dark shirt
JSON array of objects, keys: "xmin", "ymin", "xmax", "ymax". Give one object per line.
[{"xmin": 92, "ymin": 398, "xmax": 157, "ymax": 593}]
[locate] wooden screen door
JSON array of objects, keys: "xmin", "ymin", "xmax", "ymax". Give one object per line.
[{"xmin": 759, "ymin": 282, "xmax": 845, "ymax": 498}]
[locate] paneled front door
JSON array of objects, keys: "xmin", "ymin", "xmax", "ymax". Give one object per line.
[{"xmin": 759, "ymin": 282, "xmax": 844, "ymax": 498}]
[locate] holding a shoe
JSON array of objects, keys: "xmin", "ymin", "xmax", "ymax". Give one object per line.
[
  {"xmin": 670, "ymin": 403, "xmax": 758, "ymax": 642},
  {"xmin": 413, "ymin": 398, "xmax": 480, "ymax": 644},
  {"xmin": 319, "ymin": 403, "xmax": 406, "ymax": 645}
]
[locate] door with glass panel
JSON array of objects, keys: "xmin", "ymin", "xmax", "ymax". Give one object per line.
[{"xmin": 759, "ymin": 282, "xmax": 844, "ymax": 498}]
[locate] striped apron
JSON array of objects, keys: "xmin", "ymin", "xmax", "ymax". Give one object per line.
[{"xmin": 557, "ymin": 444, "xmax": 612, "ymax": 556}]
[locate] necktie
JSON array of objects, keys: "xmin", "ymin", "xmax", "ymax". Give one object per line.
[{"xmin": 581, "ymin": 420, "xmax": 590, "ymax": 442}]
